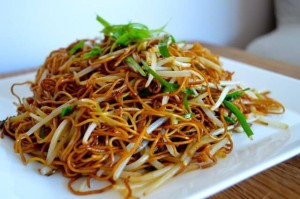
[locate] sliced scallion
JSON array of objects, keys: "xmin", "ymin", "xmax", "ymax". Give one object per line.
[
  {"xmin": 224, "ymin": 116, "xmax": 235, "ymax": 124},
  {"xmin": 182, "ymin": 88, "xmax": 196, "ymax": 118},
  {"xmin": 158, "ymin": 35, "xmax": 173, "ymax": 57},
  {"xmin": 223, "ymin": 100, "xmax": 253, "ymax": 139},
  {"xmin": 141, "ymin": 60, "xmax": 179, "ymax": 93},
  {"xmin": 225, "ymin": 88, "xmax": 250, "ymax": 101},
  {"xmin": 69, "ymin": 41, "xmax": 85, "ymax": 56},
  {"xmin": 96, "ymin": 15, "xmax": 111, "ymax": 30},
  {"xmin": 125, "ymin": 57, "xmax": 146, "ymax": 76},
  {"xmin": 96, "ymin": 15, "xmax": 164, "ymax": 51},
  {"xmin": 83, "ymin": 45, "xmax": 103, "ymax": 59},
  {"xmin": 60, "ymin": 105, "xmax": 75, "ymax": 117},
  {"xmin": 40, "ymin": 125, "xmax": 46, "ymax": 139}
]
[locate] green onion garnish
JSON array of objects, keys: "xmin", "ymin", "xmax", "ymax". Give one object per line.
[
  {"xmin": 60, "ymin": 105, "xmax": 75, "ymax": 117},
  {"xmin": 125, "ymin": 56, "xmax": 146, "ymax": 76},
  {"xmin": 158, "ymin": 35, "xmax": 175, "ymax": 57},
  {"xmin": 83, "ymin": 45, "xmax": 103, "ymax": 59},
  {"xmin": 141, "ymin": 60, "xmax": 179, "ymax": 93},
  {"xmin": 69, "ymin": 41, "xmax": 85, "ymax": 56},
  {"xmin": 224, "ymin": 116, "xmax": 236, "ymax": 124},
  {"xmin": 96, "ymin": 15, "xmax": 111, "ymax": 30},
  {"xmin": 158, "ymin": 36, "xmax": 171, "ymax": 57},
  {"xmin": 225, "ymin": 88, "xmax": 250, "ymax": 101},
  {"xmin": 97, "ymin": 15, "xmax": 165, "ymax": 51},
  {"xmin": 182, "ymin": 88, "xmax": 196, "ymax": 118},
  {"xmin": 223, "ymin": 100, "xmax": 253, "ymax": 139},
  {"xmin": 40, "ymin": 125, "xmax": 46, "ymax": 139}
]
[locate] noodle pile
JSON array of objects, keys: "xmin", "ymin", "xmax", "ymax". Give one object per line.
[{"xmin": 0, "ymin": 16, "xmax": 287, "ymax": 198}]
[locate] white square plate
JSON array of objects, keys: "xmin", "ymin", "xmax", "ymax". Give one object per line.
[{"xmin": 1, "ymin": 57, "xmax": 300, "ymax": 199}]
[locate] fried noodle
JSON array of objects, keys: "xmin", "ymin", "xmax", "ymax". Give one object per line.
[{"xmin": 0, "ymin": 17, "xmax": 287, "ymax": 198}]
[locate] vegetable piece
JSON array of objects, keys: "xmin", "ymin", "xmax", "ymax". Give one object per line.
[
  {"xmin": 141, "ymin": 60, "xmax": 179, "ymax": 93},
  {"xmin": 96, "ymin": 15, "xmax": 111, "ymax": 30},
  {"xmin": 182, "ymin": 88, "xmax": 196, "ymax": 118},
  {"xmin": 83, "ymin": 45, "xmax": 103, "ymax": 59},
  {"xmin": 158, "ymin": 36, "xmax": 170, "ymax": 57},
  {"xmin": 60, "ymin": 105, "xmax": 75, "ymax": 117},
  {"xmin": 125, "ymin": 57, "xmax": 146, "ymax": 76},
  {"xmin": 40, "ymin": 125, "xmax": 46, "ymax": 139},
  {"xmin": 169, "ymin": 35, "xmax": 176, "ymax": 43},
  {"xmin": 96, "ymin": 15, "xmax": 165, "ymax": 51},
  {"xmin": 224, "ymin": 116, "xmax": 235, "ymax": 124},
  {"xmin": 223, "ymin": 100, "xmax": 254, "ymax": 139},
  {"xmin": 225, "ymin": 88, "xmax": 250, "ymax": 101},
  {"xmin": 69, "ymin": 41, "xmax": 85, "ymax": 55},
  {"xmin": 158, "ymin": 35, "xmax": 176, "ymax": 58}
]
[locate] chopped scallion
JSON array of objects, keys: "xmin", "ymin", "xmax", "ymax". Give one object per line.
[
  {"xmin": 40, "ymin": 125, "xmax": 46, "ymax": 139},
  {"xmin": 96, "ymin": 15, "xmax": 111, "ymax": 29},
  {"xmin": 225, "ymin": 88, "xmax": 250, "ymax": 101},
  {"xmin": 60, "ymin": 105, "xmax": 75, "ymax": 117},
  {"xmin": 223, "ymin": 100, "xmax": 253, "ymax": 139},
  {"xmin": 96, "ymin": 15, "xmax": 165, "ymax": 51},
  {"xmin": 125, "ymin": 57, "xmax": 146, "ymax": 76},
  {"xmin": 182, "ymin": 88, "xmax": 196, "ymax": 118},
  {"xmin": 158, "ymin": 35, "xmax": 174, "ymax": 57},
  {"xmin": 69, "ymin": 41, "xmax": 85, "ymax": 55},
  {"xmin": 83, "ymin": 45, "xmax": 103, "ymax": 59},
  {"xmin": 224, "ymin": 116, "xmax": 235, "ymax": 124},
  {"xmin": 141, "ymin": 60, "xmax": 179, "ymax": 93}
]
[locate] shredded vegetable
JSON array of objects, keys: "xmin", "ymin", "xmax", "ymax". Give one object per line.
[
  {"xmin": 142, "ymin": 60, "xmax": 179, "ymax": 92},
  {"xmin": 223, "ymin": 100, "xmax": 254, "ymax": 139},
  {"xmin": 60, "ymin": 105, "xmax": 75, "ymax": 117},
  {"xmin": 83, "ymin": 45, "xmax": 103, "ymax": 59},
  {"xmin": 69, "ymin": 40, "xmax": 85, "ymax": 55},
  {"xmin": 125, "ymin": 56, "xmax": 146, "ymax": 76}
]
